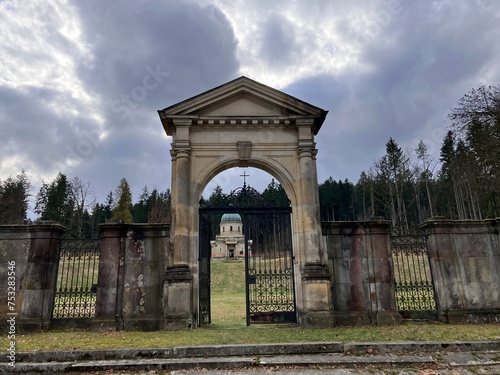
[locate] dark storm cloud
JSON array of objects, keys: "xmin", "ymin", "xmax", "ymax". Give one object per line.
[
  {"xmin": 63, "ymin": 0, "xmax": 240, "ymax": 199},
  {"xmin": 0, "ymin": 85, "xmax": 97, "ymax": 176},
  {"xmin": 74, "ymin": 0, "xmax": 238, "ymax": 109}
]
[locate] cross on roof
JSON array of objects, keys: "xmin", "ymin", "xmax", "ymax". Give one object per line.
[{"xmin": 240, "ymin": 170, "xmax": 249, "ymax": 186}]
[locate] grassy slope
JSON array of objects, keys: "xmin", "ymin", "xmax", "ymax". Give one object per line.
[{"xmin": 210, "ymin": 259, "xmax": 246, "ymax": 327}]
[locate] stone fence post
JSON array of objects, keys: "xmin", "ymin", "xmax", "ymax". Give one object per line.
[
  {"xmin": 421, "ymin": 218, "xmax": 500, "ymax": 323},
  {"xmin": 92, "ymin": 223, "xmax": 169, "ymax": 331},
  {"xmin": 0, "ymin": 225, "xmax": 31, "ymax": 332},
  {"xmin": 0, "ymin": 224, "xmax": 65, "ymax": 332},
  {"xmin": 322, "ymin": 221, "xmax": 400, "ymax": 325}
]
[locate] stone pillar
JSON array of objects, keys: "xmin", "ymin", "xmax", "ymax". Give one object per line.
[
  {"xmin": 164, "ymin": 118, "xmax": 194, "ymax": 329},
  {"xmin": 421, "ymin": 218, "xmax": 500, "ymax": 323},
  {"xmin": 122, "ymin": 224, "xmax": 167, "ymax": 331},
  {"xmin": 0, "ymin": 225, "xmax": 31, "ymax": 331},
  {"xmin": 323, "ymin": 221, "xmax": 401, "ymax": 325},
  {"xmin": 93, "ymin": 224, "xmax": 169, "ymax": 331},
  {"xmin": 92, "ymin": 224, "xmax": 124, "ymax": 330},
  {"xmin": 295, "ymin": 118, "xmax": 334, "ymax": 327},
  {"xmin": 18, "ymin": 224, "xmax": 65, "ymax": 332}
]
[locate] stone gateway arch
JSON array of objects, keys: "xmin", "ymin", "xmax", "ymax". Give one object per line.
[{"xmin": 158, "ymin": 76, "xmax": 334, "ymax": 328}]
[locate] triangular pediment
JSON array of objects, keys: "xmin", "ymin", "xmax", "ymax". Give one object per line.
[
  {"xmin": 200, "ymin": 94, "xmax": 290, "ymax": 117},
  {"xmin": 158, "ymin": 76, "xmax": 328, "ymax": 135}
]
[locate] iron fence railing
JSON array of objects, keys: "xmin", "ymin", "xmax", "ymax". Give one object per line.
[
  {"xmin": 52, "ymin": 238, "xmax": 100, "ymax": 319},
  {"xmin": 391, "ymin": 228, "xmax": 436, "ymax": 315}
]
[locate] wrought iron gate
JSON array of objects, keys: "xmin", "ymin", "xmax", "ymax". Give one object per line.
[
  {"xmin": 198, "ymin": 181, "xmax": 297, "ymax": 326},
  {"xmin": 53, "ymin": 238, "xmax": 100, "ymax": 321},
  {"xmin": 198, "ymin": 215, "xmax": 212, "ymax": 325},
  {"xmin": 391, "ymin": 228, "xmax": 437, "ymax": 320},
  {"xmin": 244, "ymin": 210, "xmax": 296, "ymax": 324}
]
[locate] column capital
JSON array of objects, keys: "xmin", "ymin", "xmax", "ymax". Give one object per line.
[
  {"xmin": 172, "ymin": 118, "xmax": 193, "ymax": 127},
  {"xmin": 295, "ymin": 117, "xmax": 316, "ymax": 126},
  {"xmin": 297, "ymin": 144, "xmax": 317, "ymax": 159},
  {"xmin": 170, "ymin": 141, "xmax": 191, "ymax": 160}
]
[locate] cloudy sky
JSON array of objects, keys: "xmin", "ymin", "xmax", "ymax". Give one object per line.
[{"xmin": 1, "ymin": 0, "xmax": 499, "ymax": 210}]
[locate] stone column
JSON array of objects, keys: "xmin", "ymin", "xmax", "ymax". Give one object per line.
[
  {"xmin": 323, "ymin": 221, "xmax": 400, "ymax": 325},
  {"xmin": 164, "ymin": 118, "xmax": 194, "ymax": 329},
  {"xmin": 421, "ymin": 218, "xmax": 500, "ymax": 323},
  {"xmin": 92, "ymin": 224, "xmax": 124, "ymax": 330},
  {"xmin": 18, "ymin": 224, "xmax": 65, "ymax": 332},
  {"xmin": 295, "ymin": 118, "xmax": 334, "ymax": 327}
]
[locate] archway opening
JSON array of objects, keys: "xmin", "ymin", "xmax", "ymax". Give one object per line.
[{"xmin": 199, "ymin": 167, "xmax": 295, "ymax": 327}]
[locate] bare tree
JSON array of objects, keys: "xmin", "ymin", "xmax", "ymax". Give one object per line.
[{"xmin": 70, "ymin": 177, "xmax": 96, "ymax": 237}]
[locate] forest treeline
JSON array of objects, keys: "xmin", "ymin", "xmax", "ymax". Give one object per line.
[
  {"xmin": 0, "ymin": 172, "xmax": 171, "ymax": 238},
  {"xmin": 320, "ymin": 84, "xmax": 500, "ymax": 228},
  {"xmin": 1, "ymin": 84, "xmax": 498, "ymax": 235}
]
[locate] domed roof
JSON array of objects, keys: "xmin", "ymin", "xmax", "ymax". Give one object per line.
[{"xmin": 220, "ymin": 213, "xmax": 242, "ymax": 223}]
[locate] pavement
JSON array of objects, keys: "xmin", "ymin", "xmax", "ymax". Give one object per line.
[{"xmin": 1, "ymin": 341, "xmax": 499, "ymax": 374}]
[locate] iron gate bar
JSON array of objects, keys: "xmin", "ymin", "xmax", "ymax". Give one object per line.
[
  {"xmin": 198, "ymin": 215, "xmax": 212, "ymax": 325},
  {"xmin": 53, "ymin": 238, "xmax": 100, "ymax": 319}
]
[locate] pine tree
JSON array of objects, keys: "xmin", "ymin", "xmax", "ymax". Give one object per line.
[
  {"xmin": 262, "ymin": 179, "xmax": 289, "ymax": 207},
  {"xmin": 0, "ymin": 170, "xmax": 31, "ymax": 224},
  {"xmin": 148, "ymin": 188, "xmax": 171, "ymax": 223},
  {"xmin": 111, "ymin": 178, "xmax": 133, "ymax": 223},
  {"xmin": 35, "ymin": 172, "xmax": 74, "ymax": 228}
]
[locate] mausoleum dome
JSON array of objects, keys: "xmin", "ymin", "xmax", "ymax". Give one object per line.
[{"xmin": 220, "ymin": 213, "xmax": 242, "ymax": 223}]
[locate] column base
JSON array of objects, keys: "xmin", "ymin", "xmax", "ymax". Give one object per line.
[
  {"xmin": 123, "ymin": 316, "xmax": 161, "ymax": 331},
  {"xmin": 334, "ymin": 311, "xmax": 371, "ymax": 326},
  {"xmin": 298, "ymin": 310, "xmax": 335, "ymax": 327},
  {"xmin": 163, "ymin": 315, "xmax": 194, "ymax": 330},
  {"xmin": 163, "ymin": 264, "xmax": 193, "ymax": 330},
  {"xmin": 17, "ymin": 318, "xmax": 50, "ymax": 333}
]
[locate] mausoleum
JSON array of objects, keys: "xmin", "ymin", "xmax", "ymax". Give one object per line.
[{"xmin": 210, "ymin": 213, "xmax": 245, "ymax": 258}]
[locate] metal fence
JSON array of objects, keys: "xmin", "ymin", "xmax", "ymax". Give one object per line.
[
  {"xmin": 391, "ymin": 228, "xmax": 437, "ymax": 319},
  {"xmin": 52, "ymin": 238, "xmax": 100, "ymax": 319}
]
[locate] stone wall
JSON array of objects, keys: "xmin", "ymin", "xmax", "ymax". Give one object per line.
[
  {"xmin": 92, "ymin": 223, "xmax": 170, "ymax": 331},
  {"xmin": 322, "ymin": 221, "xmax": 401, "ymax": 325},
  {"xmin": 421, "ymin": 218, "xmax": 500, "ymax": 323}
]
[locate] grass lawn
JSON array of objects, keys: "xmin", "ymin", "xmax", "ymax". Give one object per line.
[
  {"xmin": 9, "ymin": 322, "xmax": 500, "ymax": 352},
  {"xmin": 6, "ymin": 259, "xmax": 500, "ymax": 352}
]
